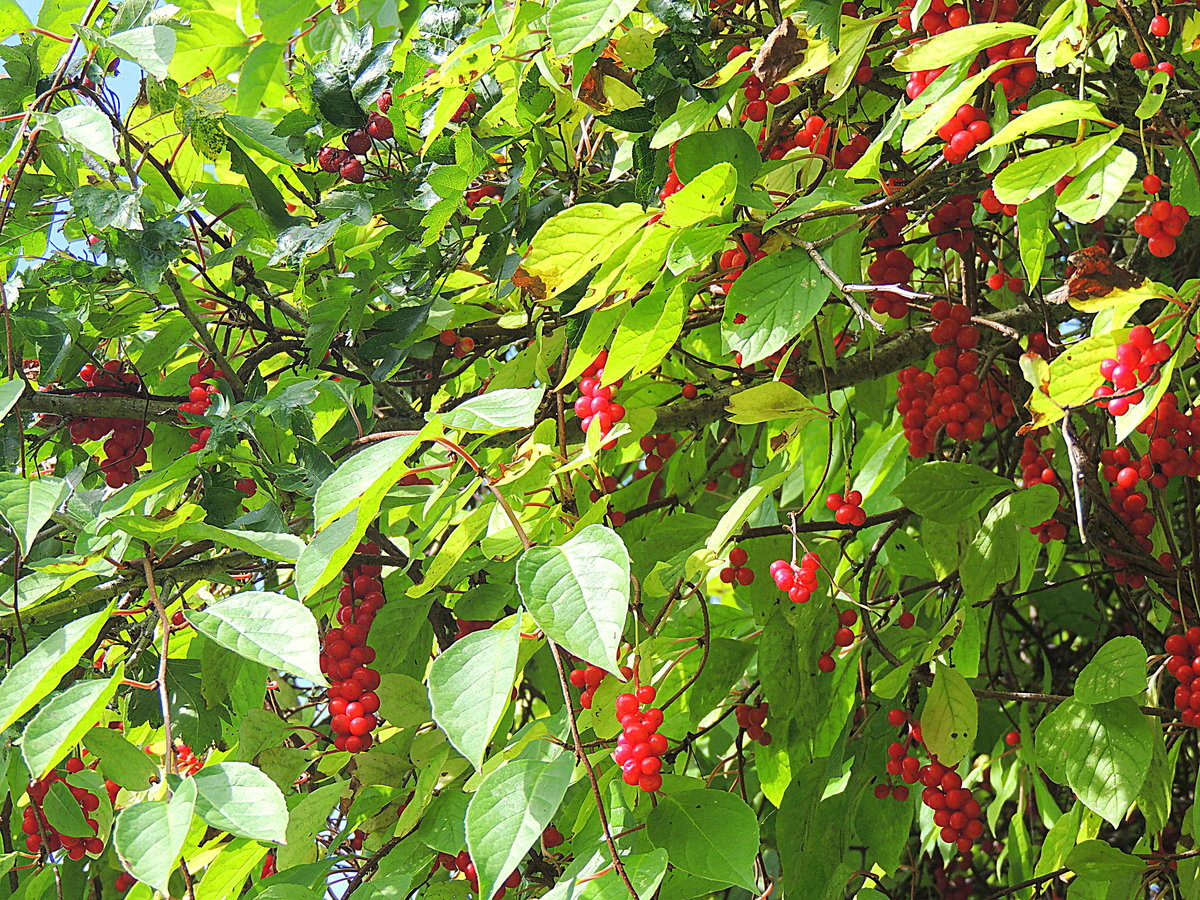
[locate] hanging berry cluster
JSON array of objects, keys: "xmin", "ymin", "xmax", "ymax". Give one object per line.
[
  {"xmin": 880, "ymin": 710, "xmax": 985, "ymax": 852},
  {"xmin": 573, "ymin": 351, "xmax": 626, "ymax": 447},
  {"xmin": 734, "ymin": 700, "xmax": 772, "ymax": 745},
  {"xmin": 817, "ymin": 608, "xmax": 859, "ymax": 674},
  {"xmin": 319, "ymin": 542, "xmax": 386, "ymax": 753},
  {"xmin": 316, "ymin": 96, "xmax": 395, "ymax": 184},
  {"xmin": 613, "ymin": 686, "xmax": 667, "ymax": 793},
  {"xmin": 179, "ymin": 357, "xmax": 225, "ymax": 452},
  {"xmin": 1133, "ymin": 200, "xmax": 1189, "ymax": 257},
  {"xmin": 568, "ymin": 659, "xmax": 634, "ymax": 709},
  {"xmin": 438, "ymin": 328, "xmax": 476, "ymax": 359},
  {"xmin": 825, "ymin": 490, "xmax": 866, "ymax": 526},
  {"xmin": 433, "ymin": 850, "xmax": 522, "ymax": 897},
  {"xmin": 717, "ymin": 232, "xmax": 767, "ymax": 292},
  {"xmin": 1018, "ymin": 436, "xmax": 1067, "ymax": 543},
  {"xmin": 769, "ymin": 553, "xmax": 821, "ymax": 604},
  {"xmin": 895, "ymin": 301, "xmax": 1015, "ymax": 457},
  {"xmin": 1165, "ymin": 629, "xmax": 1200, "ymax": 725},
  {"xmin": 726, "ymin": 45, "xmax": 790, "ymax": 122},
  {"xmin": 175, "ymin": 740, "xmax": 203, "ymax": 775},
  {"xmin": 720, "ymin": 546, "xmax": 755, "ymax": 585},
  {"xmin": 1095, "ymin": 325, "xmax": 1173, "ymax": 417},
  {"xmin": 70, "ymin": 361, "xmax": 154, "ymax": 488},
  {"xmin": 936, "ymin": 104, "xmax": 990, "ymax": 163},
  {"xmin": 23, "ymin": 756, "xmax": 120, "ymax": 858}
]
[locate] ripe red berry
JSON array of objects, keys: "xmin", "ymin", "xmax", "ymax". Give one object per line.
[
  {"xmin": 1004, "ymin": 730, "xmax": 1021, "ymax": 746},
  {"xmin": 1131, "ymin": 50, "xmax": 1150, "ymax": 68},
  {"xmin": 367, "ymin": 113, "xmax": 394, "ymax": 141},
  {"xmin": 339, "ymin": 158, "xmax": 365, "ymax": 183},
  {"xmin": 344, "ymin": 129, "xmax": 372, "ymax": 155},
  {"xmin": 1143, "ymin": 174, "xmax": 1163, "ymax": 194},
  {"xmin": 681, "ymin": 382, "xmax": 698, "ymax": 400},
  {"xmin": 1157, "ymin": 61, "xmax": 1175, "ymax": 77},
  {"xmin": 1150, "ymin": 15, "xmax": 1169, "ymax": 36},
  {"xmin": 898, "ymin": 611, "xmax": 915, "ymax": 629}
]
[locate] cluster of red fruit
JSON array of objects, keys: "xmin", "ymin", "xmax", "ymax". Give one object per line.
[
  {"xmin": 450, "ymin": 90, "xmax": 479, "ymax": 123},
  {"xmin": 317, "ymin": 95, "xmax": 395, "ymax": 183},
  {"xmin": 929, "ymin": 194, "xmax": 976, "ymax": 253},
  {"xmin": 1165, "ymin": 629, "xmax": 1200, "ymax": 726},
  {"xmin": 465, "ymin": 183, "xmax": 502, "ymax": 209},
  {"xmin": 1018, "ymin": 436, "xmax": 1068, "ymax": 543},
  {"xmin": 980, "ymin": 186, "xmax": 1018, "ymax": 218},
  {"xmin": 817, "ymin": 608, "xmax": 858, "ymax": 674},
  {"xmin": 175, "ymin": 740, "xmax": 203, "ymax": 775},
  {"xmin": 70, "ymin": 361, "xmax": 154, "ymax": 488},
  {"xmin": 717, "ymin": 232, "xmax": 768, "ymax": 292},
  {"xmin": 727, "ymin": 46, "xmax": 790, "ymax": 122},
  {"xmin": 984, "ymin": 268, "xmax": 1023, "ymax": 293},
  {"xmin": 179, "ymin": 357, "xmax": 224, "ymax": 452},
  {"xmin": 432, "ymin": 850, "xmax": 521, "ymax": 897},
  {"xmin": 937, "ymin": 104, "xmax": 990, "ymax": 164},
  {"xmin": 569, "ymin": 659, "xmax": 633, "ymax": 709},
  {"xmin": 719, "ymin": 546, "xmax": 755, "ymax": 586},
  {"xmin": 734, "ymin": 700, "xmax": 772, "ymax": 745},
  {"xmin": 613, "ymin": 685, "xmax": 667, "ymax": 793},
  {"xmin": 895, "ymin": 301, "xmax": 1015, "ymax": 457},
  {"xmin": 882, "ymin": 709, "xmax": 985, "ymax": 852},
  {"xmin": 660, "ymin": 145, "xmax": 683, "ymax": 202},
  {"xmin": 573, "ymin": 351, "xmax": 625, "ymax": 447},
  {"xmin": 438, "ymin": 328, "xmax": 476, "ymax": 358},
  {"xmin": 1133, "ymin": 199, "xmax": 1189, "ymax": 258},
  {"xmin": 1094, "ymin": 324, "xmax": 1172, "ymax": 417},
  {"xmin": 825, "ymin": 489, "xmax": 866, "ymax": 526},
  {"xmin": 319, "ymin": 543, "xmax": 386, "ymax": 753},
  {"xmin": 769, "ymin": 553, "xmax": 821, "ymax": 604},
  {"xmin": 866, "ymin": 206, "xmax": 914, "ymax": 318},
  {"xmin": 23, "ymin": 757, "xmax": 120, "ymax": 858}
]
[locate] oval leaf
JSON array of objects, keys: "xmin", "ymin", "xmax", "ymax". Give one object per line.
[
  {"xmin": 114, "ymin": 777, "xmax": 197, "ymax": 893},
  {"xmin": 645, "ymin": 789, "xmax": 760, "ymax": 889},
  {"xmin": 920, "ymin": 665, "xmax": 977, "ymax": 766},
  {"xmin": 188, "ymin": 591, "xmax": 325, "ymax": 684},
  {"xmin": 191, "ymin": 761, "xmax": 289, "ymax": 843},
  {"xmin": 1074, "ymin": 636, "xmax": 1147, "ymax": 705},
  {"xmin": 22, "ymin": 666, "xmax": 124, "ymax": 780}
]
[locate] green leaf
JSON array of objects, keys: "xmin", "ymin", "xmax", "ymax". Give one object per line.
[
  {"xmin": 71, "ymin": 185, "xmax": 144, "ymax": 230},
  {"xmin": 22, "ymin": 666, "xmax": 124, "ymax": 780},
  {"xmin": 645, "ymin": 789, "xmax": 760, "ymax": 889},
  {"xmin": 993, "ymin": 144, "xmax": 1077, "ymax": 206},
  {"xmin": 1074, "ymin": 636, "xmax": 1146, "ymax": 704},
  {"xmin": 43, "ymin": 779, "xmax": 94, "ymax": 837},
  {"xmin": 1064, "ymin": 840, "xmax": 1144, "ymax": 880},
  {"xmin": 191, "ymin": 762, "xmax": 289, "ymax": 843},
  {"xmin": 0, "ymin": 474, "xmax": 68, "ymax": 556},
  {"xmin": 466, "ymin": 754, "xmax": 574, "ymax": 900},
  {"xmin": 83, "ymin": 726, "xmax": 160, "ymax": 791},
  {"xmin": 521, "ymin": 203, "xmax": 650, "ymax": 303},
  {"xmin": 722, "ymin": 249, "xmax": 832, "ymax": 366},
  {"xmin": 960, "ymin": 485, "xmax": 1058, "ymax": 604},
  {"xmin": 441, "ymin": 388, "xmax": 546, "ymax": 433},
  {"xmin": 313, "ymin": 433, "xmax": 422, "ymax": 530},
  {"xmin": 516, "ymin": 524, "xmax": 629, "ymax": 672},
  {"xmin": 605, "ymin": 280, "xmax": 687, "ymax": 384},
  {"xmin": 428, "ymin": 622, "xmax": 521, "ymax": 768},
  {"xmin": 827, "ymin": 13, "xmax": 889, "ymax": 99},
  {"xmin": 979, "ymin": 99, "xmax": 1112, "ymax": 150},
  {"xmin": 725, "ymin": 382, "xmax": 827, "ymax": 425},
  {"xmin": 548, "ymin": 0, "xmax": 640, "ymax": 55},
  {"xmin": 1017, "ymin": 191, "xmax": 1054, "ymax": 286},
  {"xmin": 1136, "ymin": 71, "xmax": 1170, "ymax": 120},
  {"xmin": 891, "ymin": 462, "xmax": 1012, "ymax": 523},
  {"xmin": 920, "ymin": 665, "xmax": 977, "ymax": 766},
  {"xmin": 892, "ymin": 22, "xmax": 1037, "ymax": 71},
  {"xmin": 105, "ymin": 25, "xmax": 177, "ymax": 79},
  {"xmin": 54, "ymin": 105, "xmax": 119, "ymax": 162},
  {"xmin": 662, "ymin": 163, "xmax": 736, "ymax": 227},
  {"xmin": 223, "ymin": 114, "xmax": 305, "ymax": 165},
  {"xmin": 672, "ymin": 128, "xmax": 762, "ymax": 187},
  {"xmin": 187, "ymin": 591, "xmax": 324, "ymax": 684},
  {"xmin": 1056, "ymin": 144, "xmax": 1136, "ymax": 224},
  {"xmin": 1034, "ymin": 697, "xmax": 1152, "ymax": 826},
  {"xmin": 114, "ymin": 776, "xmax": 197, "ymax": 894},
  {"xmin": 0, "ymin": 0, "xmax": 31, "ymax": 42},
  {"xmin": 0, "ymin": 607, "xmax": 110, "ymax": 735}
]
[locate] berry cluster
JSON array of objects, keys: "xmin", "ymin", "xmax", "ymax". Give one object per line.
[
  {"xmin": 433, "ymin": 850, "xmax": 522, "ymax": 897},
  {"xmin": 817, "ymin": 608, "xmax": 859, "ymax": 674},
  {"xmin": 175, "ymin": 740, "xmax": 203, "ymax": 775},
  {"xmin": 568, "ymin": 659, "xmax": 633, "ymax": 709},
  {"xmin": 573, "ymin": 351, "xmax": 626, "ymax": 447},
  {"xmin": 880, "ymin": 710, "xmax": 985, "ymax": 851},
  {"xmin": 450, "ymin": 90, "xmax": 479, "ymax": 123},
  {"xmin": 866, "ymin": 248, "xmax": 916, "ymax": 318},
  {"xmin": 985, "ymin": 268, "xmax": 1023, "ymax": 293},
  {"xmin": 717, "ymin": 232, "xmax": 767, "ymax": 292},
  {"xmin": 319, "ymin": 543, "xmax": 386, "ymax": 753},
  {"xmin": 1165, "ymin": 629, "xmax": 1200, "ymax": 725},
  {"xmin": 727, "ymin": 45, "xmax": 790, "ymax": 122},
  {"xmin": 719, "ymin": 546, "xmax": 755, "ymax": 585},
  {"xmin": 929, "ymin": 195, "xmax": 976, "ymax": 253},
  {"xmin": 1094, "ymin": 324, "xmax": 1172, "ymax": 417},
  {"xmin": 769, "ymin": 553, "xmax": 821, "ymax": 604},
  {"xmin": 980, "ymin": 186, "xmax": 1017, "ymax": 218},
  {"xmin": 70, "ymin": 361, "xmax": 154, "ymax": 488},
  {"xmin": 613, "ymin": 686, "xmax": 667, "ymax": 793},
  {"xmin": 734, "ymin": 700, "xmax": 772, "ymax": 745},
  {"xmin": 438, "ymin": 328, "xmax": 476, "ymax": 358},
  {"xmin": 1133, "ymin": 199, "xmax": 1189, "ymax": 258},
  {"xmin": 317, "ymin": 98, "xmax": 395, "ymax": 183},
  {"xmin": 895, "ymin": 301, "xmax": 1015, "ymax": 457},
  {"xmin": 982, "ymin": 34, "xmax": 1036, "ymax": 100},
  {"xmin": 937, "ymin": 104, "xmax": 990, "ymax": 163},
  {"xmin": 179, "ymin": 357, "xmax": 224, "ymax": 452},
  {"xmin": 23, "ymin": 757, "xmax": 120, "ymax": 858},
  {"xmin": 825, "ymin": 489, "xmax": 866, "ymax": 526},
  {"xmin": 660, "ymin": 145, "xmax": 683, "ymax": 202}
]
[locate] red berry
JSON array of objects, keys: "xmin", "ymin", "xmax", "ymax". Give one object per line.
[
  {"xmin": 1151, "ymin": 15, "xmax": 1170, "ymax": 36},
  {"xmin": 1143, "ymin": 174, "xmax": 1163, "ymax": 193},
  {"xmin": 344, "ymin": 129, "xmax": 372, "ymax": 155}
]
